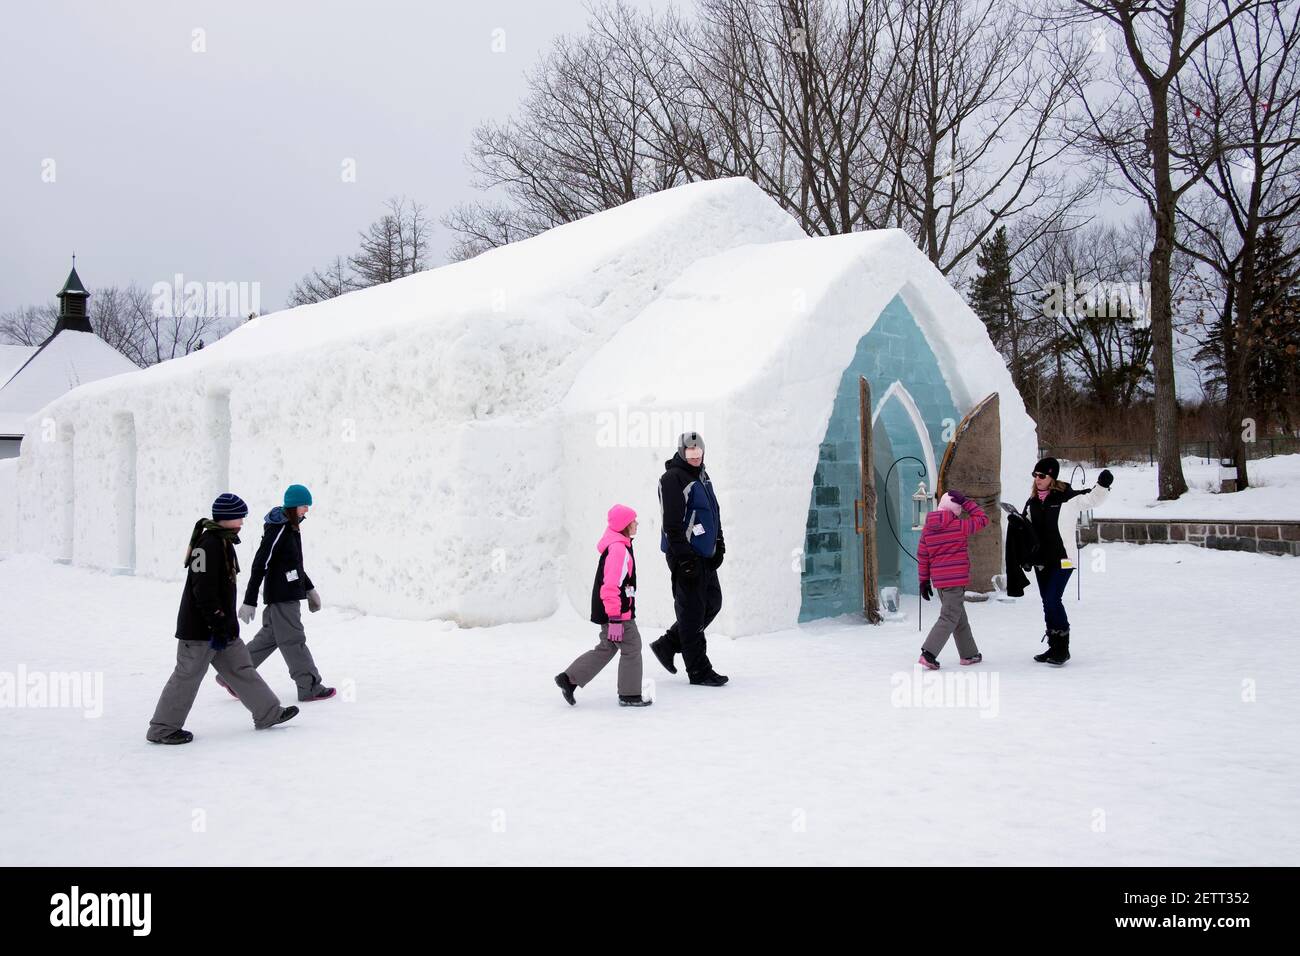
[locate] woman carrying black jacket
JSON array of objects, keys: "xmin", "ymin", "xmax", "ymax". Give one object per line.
[{"xmin": 1023, "ymin": 457, "xmax": 1113, "ymax": 665}]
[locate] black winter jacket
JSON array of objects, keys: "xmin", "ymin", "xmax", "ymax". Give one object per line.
[
  {"xmin": 658, "ymin": 453, "xmax": 725, "ymax": 565},
  {"xmin": 1003, "ymin": 511, "xmax": 1039, "ymax": 597},
  {"xmin": 176, "ymin": 525, "xmax": 241, "ymax": 644},
  {"xmin": 243, "ymin": 507, "xmax": 314, "ymax": 606},
  {"xmin": 1024, "ymin": 485, "xmax": 1087, "ymax": 564}
]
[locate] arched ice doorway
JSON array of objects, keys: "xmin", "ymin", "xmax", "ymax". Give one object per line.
[{"xmin": 799, "ymin": 293, "xmax": 966, "ymax": 623}]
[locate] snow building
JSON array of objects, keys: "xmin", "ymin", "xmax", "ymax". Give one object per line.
[{"xmin": 0, "ymin": 179, "xmax": 1036, "ymax": 634}]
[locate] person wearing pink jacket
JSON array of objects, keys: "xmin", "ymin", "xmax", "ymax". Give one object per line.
[
  {"xmin": 554, "ymin": 504, "xmax": 652, "ymax": 707},
  {"xmin": 916, "ymin": 490, "xmax": 990, "ymax": 669}
]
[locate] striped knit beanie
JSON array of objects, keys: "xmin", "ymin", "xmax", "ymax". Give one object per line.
[{"xmin": 212, "ymin": 492, "xmax": 249, "ymax": 520}]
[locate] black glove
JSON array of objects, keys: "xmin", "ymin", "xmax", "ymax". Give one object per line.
[
  {"xmin": 709, "ymin": 540, "xmax": 725, "ymax": 570},
  {"xmin": 1097, "ymin": 469, "xmax": 1113, "ymax": 488},
  {"xmin": 920, "ymin": 580, "xmax": 933, "ymax": 602},
  {"xmin": 677, "ymin": 553, "xmax": 701, "ymax": 579}
]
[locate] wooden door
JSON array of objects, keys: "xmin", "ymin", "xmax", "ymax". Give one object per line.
[
  {"xmin": 937, "ymin": 392, "xmax": 1002, "ymax": 593},
  {"xmin": 857, "ymin": 377, "xmax": 882, "ymax": 623}
]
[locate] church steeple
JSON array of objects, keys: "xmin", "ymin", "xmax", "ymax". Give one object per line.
[{"xmin": 52, "ymin": 255, "xmax": 93, "ymax": 338}]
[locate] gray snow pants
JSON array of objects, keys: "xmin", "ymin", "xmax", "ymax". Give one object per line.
[
  {"xmin": 147, "ymin": 637, "xmax": 282, "ymax": 739},
  {"xmin": 921, "ymin": 586, "xmax": 980, "ymax": 658},
  {"xmin": 565, "ymin": 621, "xmax": 643, "ymax": 697},
  {"xmin": 246, "ymin": 601, "xmax": 324, "ymax": 700}
]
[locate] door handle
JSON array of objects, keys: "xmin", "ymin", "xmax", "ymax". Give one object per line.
[{"xmin": 854, "ymin": 499, "xmax": 864, "ymax": 534}]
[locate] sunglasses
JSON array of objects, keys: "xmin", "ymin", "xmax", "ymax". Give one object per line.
[{"xmin": 1032, "ymin": 471, "xmax": 1052, "ymax": 479}]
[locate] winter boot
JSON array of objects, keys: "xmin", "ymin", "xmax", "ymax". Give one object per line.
[
  {"xmin": 214, "ymin": 675, "xmax": 239, "ymax": 699},
  {"xmin": 262, "ymin": 706, "xmax": 299, "ymax": 728},
  {"xmin": 554, "ymin": 672, "xmax": 577, "ymax": 706},
  {"xmin": 151, "ymin": 729, "xmax": 194, "ymax": 745},
  {"xmin": 649, "ymin": 636, "xmax": 678, "ymax": 675},
  {"xmin": 959, "ymin": 652, "xmax": 983, "ymax": 666},
  {"xmin": 619, "ymin": 695, "xmax": 654, "ymax": 707},
  {"xmin": 1035, "ymin": 628, "xmax": 1071, "ymax": 664},
  {"xmin": 301, "ymin": 685, "xmax": 336, "ymax": 702},
  {"xmin": 689, "ymin": 670, "xmax": 729, "ymax": 686},
  {"xmin": 918, "ymin": 649, "xmax": 940, "ymax": 670},
  {"xmin": 1043, "ymin": 629, "xmax": 1071, "ymax": 665}
]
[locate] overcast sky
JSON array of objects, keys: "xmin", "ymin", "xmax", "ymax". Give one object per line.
[{"xmin": 0, "ymin": 0, "xmax": 656, "ymax": 314}]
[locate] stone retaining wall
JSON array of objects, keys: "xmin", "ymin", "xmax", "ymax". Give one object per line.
[{"xmin": 1079, "ymin": 519, "xmax": 1300, "ymax": 556}]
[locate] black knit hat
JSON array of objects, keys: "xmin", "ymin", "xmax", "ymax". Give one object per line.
[
  {"xmin": 212, "ymin": 492, "xmax": 249, "ymax": 520},
  {"xmin": 1032, "ymin": 457, "xmax": 1060, "ymax": 479}
]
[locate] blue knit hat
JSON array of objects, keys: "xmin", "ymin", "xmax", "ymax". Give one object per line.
[
  {"xmin": 212, "ymin": 492, "xmax": 249, "ymax": 520},
  {"xmin": 284, "ymin": 484, "xmax": 313, "ymax": 509}
]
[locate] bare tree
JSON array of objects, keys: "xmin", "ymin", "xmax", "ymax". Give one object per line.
[
  {"xmin": 882, "ymin": 0, "xmax": 1098, "ymax": 274},
  {"xmin": 0, "ymin": 281, "xmax": 230, "ymax": 368},
  {"xmin": 127, "ymin": 282, "xmax": 230, "ymax": 365},
  {"xmin": 1057, "ymin": 0, "xmax": 1265, "ymax": 498},
  {"xmin": 287, "ymin": 256, "xmax": 358, "ymax": 307},
  {"xmin": 0, "ymin": 304, "xmax": 58, "ymax": 347},
  {"xmin": 446, "ymin": 0, "xmax": 1093, "ymax": 280},
  {"xmin": 1027, "ymin": 219, "xmax": 1158, "ymax": 406},
  {"xmin": 1174, "ymin": 0, "xmax": 1300, "ymax": 488},
  {"xmin": 350, "ymin": 196, "xmax": 430, "ymax": 286},
  {"xmin": 287, "ymin": 197, "xmax": 431, "ymax": 302}
]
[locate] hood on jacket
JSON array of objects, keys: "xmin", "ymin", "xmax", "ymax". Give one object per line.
[
  {"xmin": 664, "ymin": 451, "xmax": 702, "ymax": 476},
  {"xmin": 924, "ymin": 508, "xmax": 958, "ymax": 531},
  {"xmin": 596, "ymin": 527, "xmax": 632, "ymax": 554},
  {"xmin": 264, "ymin": 506, "xmax": 288, "ymax": 525}
]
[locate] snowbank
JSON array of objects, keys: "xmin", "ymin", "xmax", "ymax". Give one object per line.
[{"xmin": 1061, "ymin": 454, "xmax": 1300, "ymax": 521}]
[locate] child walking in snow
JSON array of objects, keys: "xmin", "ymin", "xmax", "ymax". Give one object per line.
[
  {"xmin": 224, "ymin": 483, "xmax": 335, "ymax": 702},
  {"xmin": 146, "ymin": 493, "xmax": 299, "ymax": 744},
  {"xmin": 916, "ymin": 489, "xmax": 990, "ymax": 669},
  {"xmin": 555, "ymin": 504, "xmax": 652, "ymax": 707}
]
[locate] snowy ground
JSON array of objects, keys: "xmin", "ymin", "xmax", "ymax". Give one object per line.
[
  {"xmin": 1, "ymin": 542, "xmax": 1295, "ymax": 867},
  {"xmin": 1059, "ymin": 453, "xmax": 1300, "ymax": 521}
]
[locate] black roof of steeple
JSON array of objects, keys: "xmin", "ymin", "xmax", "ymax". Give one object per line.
[
  {"xmin": 57, "ymin": 265, "xmax": 90, "ymax": 299},
  {"xmin": 49, "ymin": 259, "xmax": 94, "ymax": 338}
]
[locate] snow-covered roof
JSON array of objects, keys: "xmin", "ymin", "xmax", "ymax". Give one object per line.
[
  {"xmin": 0, "ymin": 331, "xmax": 138, "ymax": 437},
  {"xmin": 568, "ymin": 229, "xmax": 1006, "ymax": 407},
  {"xmin": 58, "ymin": 177, "xmax": 806, "ymax": 400},
  {"xmin": 0, "ymin": 345, "xmax": 37, "ymax": 390}
]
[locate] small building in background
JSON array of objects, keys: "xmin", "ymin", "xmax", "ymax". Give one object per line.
[{"xmin": 0, "ymin": 263, "xmax": 139, "ymax": 458}]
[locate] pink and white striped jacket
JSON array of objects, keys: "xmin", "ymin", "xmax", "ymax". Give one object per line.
[{"xmin": 917, "ymin": 499, "xmax": 990, "ymax": 590}]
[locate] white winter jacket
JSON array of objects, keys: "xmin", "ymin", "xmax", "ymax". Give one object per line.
[{"xmin": 1053, "ymin": 484, "xmax": 1110, "ymax": 568}]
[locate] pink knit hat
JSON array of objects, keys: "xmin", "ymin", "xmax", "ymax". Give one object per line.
[{"xmin": 607, "ymin": 503, "xmax": 637, "ymax": 532}]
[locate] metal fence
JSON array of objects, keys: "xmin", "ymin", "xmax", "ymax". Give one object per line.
[{"xmin": 1038, "ymin": 435, "xmax": 1300, "ymax": 466}]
